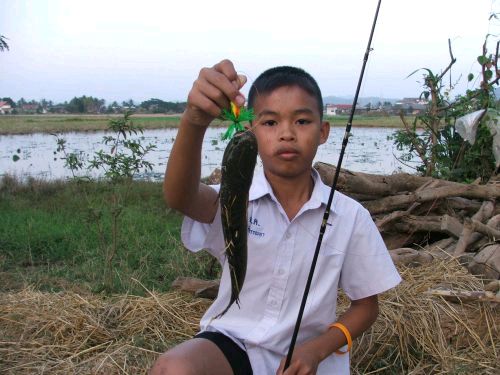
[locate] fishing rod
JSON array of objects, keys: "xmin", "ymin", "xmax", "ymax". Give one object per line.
[{"xmin": 283, "ymin": 0, "xmax": 382, "ymax": 370}]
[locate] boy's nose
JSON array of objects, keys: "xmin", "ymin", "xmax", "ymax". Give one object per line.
[{"xmin": 279, "ymin": 123, "xmax": 296, "ymax": 141}]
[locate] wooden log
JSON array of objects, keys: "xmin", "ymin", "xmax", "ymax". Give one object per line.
[
  {"xmin": 470, "ymin": 218, "xmax": 500, "ymax": 239},
  {"xmin": 376, "ymin": 202, "xmax": 419, "ymax": 231},
  {"xmin": 314, "ymin": 162, "xmax": 433, "ymax": 199},
  {"xmin": 201, "ymin": 168, "xmax": 222, "ymax": 185},
  {"xmin": 389, "ymin": 247, "xmax": 433, "ymax": 266},
  {"xmin": 376, "ymin": 180, "xmax": 438, "ymax": 231},
  {"xmin": 455, "ymin": 201, "xmax": 496, "ymax": 256},
  {"xmin": 363, "ymin": 184, "xmax": 500, "ymax": 215},
  {"xmin": 423, "ymin": 237, "xmax": 456, "ymax": 259},
  {"xmin": 454, "ymin": 219, "xmax": 475, "ymax": 256},
  {"xmin": 389, "ymin": 247, "xmax": 419, "ymax": 265},
  {"xmin": 425, "ymin": 288, "xmax": 500, "ymax": 303},
  {"xmin": 468, "ymin": 244, "xmax": 500, "ymax": 280},
  {"xmin": 443, "ymin": 197, "xmax": 482, "ymax": 215},
  {"xmin": 484, "ymin": 280, "xmax": 500, "ymax": 293},
  {"xmin": 394, "ymin": 214, "xmax": 463, "ymax": 237},
  {"xmin": 171, "ymin": 277, "xmax": 219, "ymax": 299},
  {"xmin": 466, "ymin": 215, "xmax": 500, "ymax": 253},
  {"xmin": 195, "ymin": 284, "xmax": 220, "ymax": 299},
  {"xmin": 382, "ymin": 231, "xmax": 424, "ymax": 250},
  {"xmin": 472, "ymin": 200, "xmax": 495, "ymax": 222},
  {"xmin": 486, "ymin": 214, "xmax": 500, "ymax": 229}
]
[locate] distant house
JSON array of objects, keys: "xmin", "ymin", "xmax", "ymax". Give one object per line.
[
  {"xmin": 0, "ymin": 101, "xmax": 13, "ymax": 114},
  {"xmin": 394, "ymin": 97, "xmax": 428, "ymax": 115},
  {"xmin": 49, "ymin": 104, "xmax": 67, "ymax": 114},
  {"xmin": 324, "ymin": 104, "xmax": 352, "ymax": 116},
  {"xmin": 21, "ymin": 103, "xmax": 39, "ymax": 114}
]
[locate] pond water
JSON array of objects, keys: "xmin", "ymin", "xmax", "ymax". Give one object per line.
[{"xmin": 0, "ymin": 127, "xmax": 417, "ymax": 181}]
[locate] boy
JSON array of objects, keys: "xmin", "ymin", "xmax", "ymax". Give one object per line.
[{"xmin": 151, "ymin": 59, "xmax": 401, "ymax": 375}]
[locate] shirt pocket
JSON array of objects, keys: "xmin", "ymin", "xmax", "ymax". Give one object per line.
[
  {"xmin": 319, "ymin": 242, "xmax": 345, "ymax": 258},
  {"xmin": 312, "ymin": 243, "xmax": 344, "ymax": 297},
  {"xmin": 304, "ymin": 244, "xmax": 344, "ymax": 323}
]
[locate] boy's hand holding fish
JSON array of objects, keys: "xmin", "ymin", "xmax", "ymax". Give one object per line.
[
  {"xmin": 164, "ymin": 60, "xmax": 247, "ymax": 224},
  {"xmin": 184, "ymin": 59, "xmax": 247, "ymax": 128}
]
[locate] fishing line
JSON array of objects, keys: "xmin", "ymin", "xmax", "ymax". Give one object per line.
[{"xmin": 283, "ymin": 0, "xmax": 383, "ymax": 370}]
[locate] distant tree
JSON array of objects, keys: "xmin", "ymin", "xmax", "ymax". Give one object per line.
[
  {"xmin": 107, "ymin": 101, "xmax": 120, "ymax": 113},
  {"xmin": 1, "ymin": 97, "xmax": 15, "ymax": 107},
  {"xmin": 122, "ymin": 99, "xmax": 135, "ymax": 108},
  {"xmin": 140, "ymin": 98, "xmax": 187, "ymax": 113},
  {"xmin": 17, "ymin": 98, "xmax": 26, "ymax": 107},
  {"xmin": 66, "ymin": 95, "xmax": 106, "ymax": 113},
  {"xmin": 67, "ymin": 97, "xmax": 85, "ymax": 113},
  {"xmin": 0, "ymin": 35, "xmax": 9, "ymax": 51}
]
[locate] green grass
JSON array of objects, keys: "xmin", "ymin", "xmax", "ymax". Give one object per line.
[
  {"xmin": 325, "ymin": 114, "xmax": 409, "ymax": 127},
  {"xmin": 0, "ymin": 114, "xmax": 184, "ymax": 134},
  {"xmin": 0, "ymin": 176, "xmax": 219, "ymax": 294},
  {"xmin": 0, "ymin": 113, "xmax": 407, "ymax": 134}
]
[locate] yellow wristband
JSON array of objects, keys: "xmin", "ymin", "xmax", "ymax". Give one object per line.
[{"xmin": 329, "ymin": 322, "xmax": 352, "ymax": 355}]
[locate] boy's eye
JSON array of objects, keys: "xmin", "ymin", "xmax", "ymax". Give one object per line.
[
  {"xmin": 262, "ymin": 120, "xmax": 277, "ymax": 126},
  {"xmin": 297, "ymin": 119, "xmax": 311, "ymax": 125}
]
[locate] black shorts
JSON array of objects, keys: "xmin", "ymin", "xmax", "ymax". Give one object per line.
[{"xmin": 194, "ymin": 331, "xmax": 253, "ymax": 375}]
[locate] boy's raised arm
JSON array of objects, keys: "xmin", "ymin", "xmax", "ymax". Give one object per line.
[{"xmin": 163, "ymin": 59, "xmax": 247, "ymax": 223}]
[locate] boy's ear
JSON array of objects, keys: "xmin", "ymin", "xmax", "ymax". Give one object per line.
[{"xmin": 319, "ymin": 121, "xmax": 330, "ymax": 144}]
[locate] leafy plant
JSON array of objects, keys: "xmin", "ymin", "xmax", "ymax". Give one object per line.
[
  {"xmin": 394, "ymin": 37, "xmax": 498, "ymax": 182},
  {"xmin": 54, "ymin": 112, "xmax": 156, "ymax": 291},
  {"xmin": 0, "ymin": 35, "xmax": 9, "ymax": 52}
]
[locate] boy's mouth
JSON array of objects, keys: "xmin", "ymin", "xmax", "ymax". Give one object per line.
[{"xmin": 276, "ymin": 147, "xmax": 300, "ymax": 160}]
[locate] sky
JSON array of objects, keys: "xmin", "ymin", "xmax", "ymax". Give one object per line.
[{"xmin": 1, "ymin": 0, "xmax": 499, "ymax": 104}]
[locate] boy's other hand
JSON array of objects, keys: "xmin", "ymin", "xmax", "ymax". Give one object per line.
[
  {"xmin": 276, "ymin": 344, "xmax": 321, "ymax": 375},
  {"xmin": 185, "ymin": 59, "xmax": 247, "ymax": 128}
]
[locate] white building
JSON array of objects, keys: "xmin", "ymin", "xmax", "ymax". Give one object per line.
[{"xmin": 0, "ymin": 101, "xmax": 13, "ymax": 114}]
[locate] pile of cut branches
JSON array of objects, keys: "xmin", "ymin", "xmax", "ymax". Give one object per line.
[{"xmin": 315, "ymin": 162, "xmax": 500, "ymax": 285}]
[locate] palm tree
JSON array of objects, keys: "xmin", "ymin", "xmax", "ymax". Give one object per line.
[{"xmin": 0, "ymin": 35, "xmax": 9, "ymax": 51}]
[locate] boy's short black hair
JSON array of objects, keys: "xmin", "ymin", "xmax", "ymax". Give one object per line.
[{"xmin": 247, "ymin": 66, "xmax": 323, "ymax": 120}]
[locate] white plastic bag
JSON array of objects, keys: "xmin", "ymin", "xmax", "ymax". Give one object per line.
[
  {"xmin": 455, "ymin": 109, "xmax": 486, "ymax": 145},
  {"xmin": 485, "ymin": 110, "xmax": 500, "ymax": 168}
]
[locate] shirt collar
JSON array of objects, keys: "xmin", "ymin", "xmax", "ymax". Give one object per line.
[{"xmin": 249, "ymin": 168, "xmax": 337, "ymax": 214}]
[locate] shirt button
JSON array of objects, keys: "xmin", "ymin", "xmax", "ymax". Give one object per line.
[
  {"xmin": 285, "ymin": 232, "xmax": 291, "ymax": 239},
  {"xmin": 270, "ymin": 300, "xmax": 277, "ymax": 306},
  {"xmin": 278, "ymin": 269, "xmax": 285, "ymax": 275}
]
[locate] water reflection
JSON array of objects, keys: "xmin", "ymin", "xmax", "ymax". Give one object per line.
[{"xmin": 0, "ymin": 127, "xmax": 417, "ymax": 181}]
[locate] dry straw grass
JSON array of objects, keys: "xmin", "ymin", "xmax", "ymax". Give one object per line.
[
  {"xmin": 349, "ymin": 258, "xmax": 499, "ymax": 374},
  {"xmin": 0, "ymin": 288, "xmax": 210, "ymax": 374},
  {"xmin": 1, "ymin": 259, "xmax": 498, "ymax": 374}
]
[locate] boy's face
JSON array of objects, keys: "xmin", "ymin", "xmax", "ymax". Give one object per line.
[{"xmin": 250, "ymin": 85, "xmax": 329, "ymax": 180}]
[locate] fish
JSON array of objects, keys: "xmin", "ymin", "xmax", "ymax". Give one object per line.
[{"xmin": 216, "ymin": 129, "xmax": 258, "ymax": 318}]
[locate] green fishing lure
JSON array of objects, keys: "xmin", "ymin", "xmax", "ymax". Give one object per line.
[{"xmin": 221, "ymin": 102, "xmax": 254, "ymax": 140}]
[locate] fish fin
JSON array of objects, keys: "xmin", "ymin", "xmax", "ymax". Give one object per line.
[{"xmin": 214, "ymin": 304, "xmax": 232, "ymax": 319}]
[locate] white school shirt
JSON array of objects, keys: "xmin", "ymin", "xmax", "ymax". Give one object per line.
[{"xmin": 181, "ymin": 169, "xmax": 401, "ymax": 374}]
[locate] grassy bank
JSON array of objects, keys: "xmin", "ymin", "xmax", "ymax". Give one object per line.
[
  {"xmin": 0, "ymin": 113, "xmax": 407, "ymax": 134},
  {"xmin": 0, "ymin": 114, "xmax": 183, "ymax": 134},
  {"xmin": 0, "ymin": 176, "xmax": 219, "ymax": 295}
]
